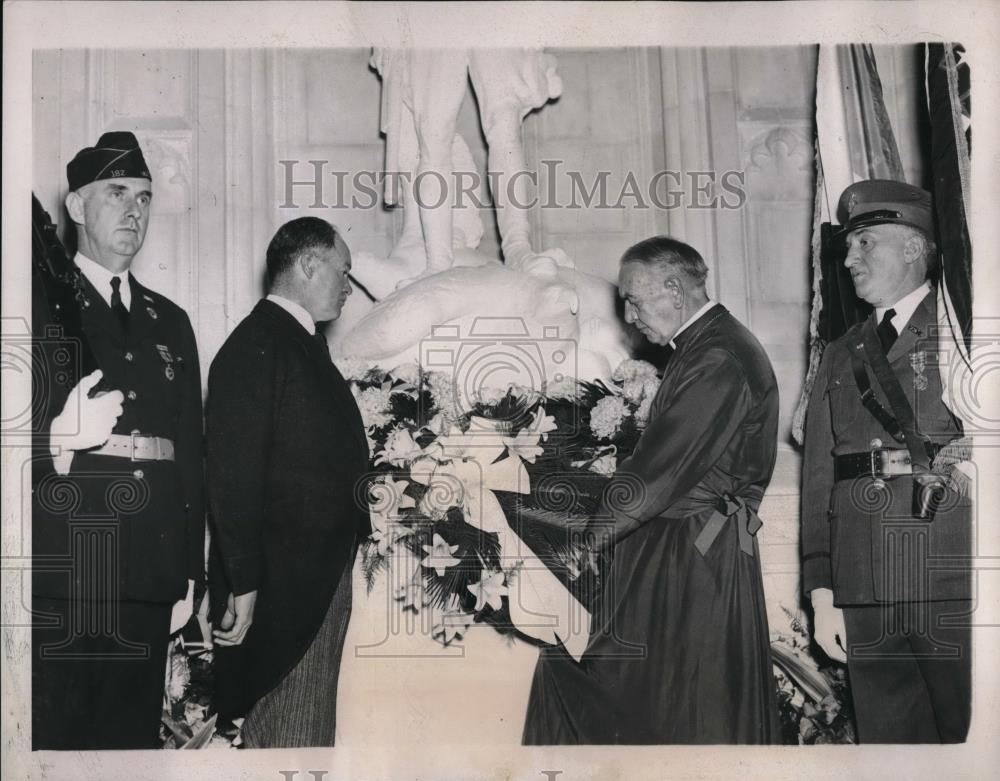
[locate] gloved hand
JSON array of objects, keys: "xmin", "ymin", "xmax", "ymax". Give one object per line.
[
  {"xmin": 49, "ymin": 369, "xmax": 124, "ymax": 475},
  {"xmin": 810, "ymin": 587, "xmax": 847, "ymax": 663},
  {"xmin": 931, "ymin": 435, "xmax": 974, "ymax": 499}
]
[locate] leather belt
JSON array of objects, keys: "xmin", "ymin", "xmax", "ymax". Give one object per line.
[
  {"xmin": 835, "ymin": 447, "xmax": 914, "ymax": 481},
  {"xmin": 88, "ymin": 433, "xmax": 175, "ymax": 462}
]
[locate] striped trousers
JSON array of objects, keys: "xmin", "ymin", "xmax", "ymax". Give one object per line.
[{"xmin": 240, "ymin": 564, "xmax": 353, "ymax": 748}]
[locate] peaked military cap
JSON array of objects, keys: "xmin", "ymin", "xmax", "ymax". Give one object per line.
[{"xmin": 836, "ymin": 179, "xmax": 934, "ymax": 237}]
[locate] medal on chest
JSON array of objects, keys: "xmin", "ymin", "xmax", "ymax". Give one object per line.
[
  {"xmin": 156, "ymin": 343, "xmax": 176, "ymax": 381},
  {"xmin": 910, "ymin": 350, "xmax": 928, "ymax": 391}
]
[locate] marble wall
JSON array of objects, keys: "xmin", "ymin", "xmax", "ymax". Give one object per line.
[{"xmin": 32, "ymin": 46, "xmax": 927, "ymax": 621}]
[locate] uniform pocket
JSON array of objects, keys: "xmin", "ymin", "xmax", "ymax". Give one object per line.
[{"xmin": 825, "ymin": 375, "xmax": 858, "ymax": 434}]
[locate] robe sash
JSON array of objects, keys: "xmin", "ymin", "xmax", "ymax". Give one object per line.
[{"xmin": 692, "ymin": 494, "xmax": 763, "ymax": 558}]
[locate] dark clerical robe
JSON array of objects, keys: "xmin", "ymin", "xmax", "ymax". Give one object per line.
[{"xmin": 523, "ymin": 304, "xmax": 780, "ymax": 744}]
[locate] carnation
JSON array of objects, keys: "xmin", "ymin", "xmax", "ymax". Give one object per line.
[
  {"xmin": 633, "ymin": 377, "xmax": 661, "ymax": 425},
  {"xmin": 166, "ymin": 649, "xmax": 191, "ymax": 703},
  {"xmin": 545, "ymin": 376, "xmax": 581, "ymax": 400},
  {"xmin": 390, "ymin": 362, "xmax": 421, "ymax": 386},
  {"xmin": 426, "ymin": 371, "xmax": 461, "ymax": 421},
  {"xmin": 357, "ymin": 386, "xmax": 394, "ymax": 429},
  {"xmin": 612, "ymin": 358, "xmax": 659, "ymax": 383},
  {"xmin": 589, "ymin": 395, "xmax": 630, "ymax": 440},
  {"xmin": 337, "ymin": 356, "xmax": 376, "ymax": 381}
]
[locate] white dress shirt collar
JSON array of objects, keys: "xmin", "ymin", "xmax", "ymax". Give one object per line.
[
  {"xmin": 669, "ymin": 299, "xmax": 716, "ymax": 349},
  {"xmin": 875, "ymin": 282, "xmax": 931, "ymax": 334},
  {"xmin": 266, "ymin": 294, "xmax": 316, "ymax": 334},
  {"xmin": 74, "ymin": 252, "xmax": 131, "ymax": 309}
]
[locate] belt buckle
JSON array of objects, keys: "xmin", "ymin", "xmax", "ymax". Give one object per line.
[
  {"xmin": 869, "ymin": 438, "xmax": 887, "ymax": 489},
  {"xmin": 130, "ymin": 432, "xmax": 153, "ymax": 462}
]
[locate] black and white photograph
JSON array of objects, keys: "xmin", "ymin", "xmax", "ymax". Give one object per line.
[{"xmin": 3, "ymin": 2, "xmax": 999, "ymax": 779}]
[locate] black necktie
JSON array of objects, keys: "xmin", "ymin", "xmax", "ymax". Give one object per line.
[
  {"xmin": 877, "ymin": 308, "xmax": 898, "ymax": 354},
  {"xmin": 314, "ymin": 328, "xmax": 329, "ymax": 358},
  {"xmin": 110, "ymin": 276, "xmax": 129, "ymax": 332}
]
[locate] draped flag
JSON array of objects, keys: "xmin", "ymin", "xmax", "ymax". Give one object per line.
[
  {"xmin": 926, "ymin": 43, "xmax": 973, "ymax": 418},
  {"xmin": 792, "ymin": 45, "xmax": 905, "ymax": 443}
]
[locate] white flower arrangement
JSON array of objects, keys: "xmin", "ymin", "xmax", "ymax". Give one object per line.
[
  {"xmin": 166, "ymin": 645, "xmax": 191, "ymax": 703},
  {"xmin": 336, "ymin": 356, "xmax": 376, "ymax": 381},
  {"xmin": 612, "ymin": 359, "xmax": 661, "ymax": 409},
  {"xmin": 375, "ymin": 425, "xmax": 423, "ymax": 467},
  {"xmin": 389, "ymin": 362, "xmax": 421, "ymax": 386},
  {"xmin": 425, "ymin": 370, "xmax": 461, "ymax": 422},
  {"xmin": 633, "ymin": 377, "xmax": 660, "ymax": 424},
  {"xmin": 544, "ymin": 376, "xmax": 582, "ymax": 400},
  {"xmin": 589, "ymin": 394, "xmax": 630, "ymax": 440},
  {"xmin": 356, "ymin": 385, "xmax": 394, "ymax": 430},
  {"xmin": 611, "ymin": 358, "xmax": 659, "ymax": 385}
]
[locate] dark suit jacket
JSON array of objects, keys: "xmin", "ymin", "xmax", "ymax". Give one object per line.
[
  {"xmin": 206, "ymin": 299, "xmax": 370, "ymax": 718},
  {"xmin": 801, "ymin": 291, "xmax": 969, "ymax": 604},
  {"xmin": 32, "ymin": 271, "xmax": 205, "ymax": 604}
]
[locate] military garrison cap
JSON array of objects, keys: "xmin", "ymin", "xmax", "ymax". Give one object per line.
[{"xmin": 67, "ymin": 131, "xmax": 152, "ymax": 192}]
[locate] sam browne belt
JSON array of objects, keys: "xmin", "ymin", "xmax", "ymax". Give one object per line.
[
  {"xmin": 88, "ymin": 433, "xmax": 175, "ymax": 461},
  {"xmin": 834, "ymin": 440, "xmax": 943, "ymax": 482}
]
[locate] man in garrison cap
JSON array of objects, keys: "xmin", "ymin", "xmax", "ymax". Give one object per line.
[
  {"xmin": 32, "ymin": 131, "xmax": 205, "ymax": 749},
  {"xmin": 800, "ymin": 179, "xmax": 973, "ymax": 742}
]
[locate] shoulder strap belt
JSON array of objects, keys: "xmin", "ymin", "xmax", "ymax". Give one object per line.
[
  {"xmin": 850, "ymin": 349, "xmax": 906, "ymax": 444},
  {"xmin": 856, "ymin": 325, "xmax": 934, "ymax": 470}
]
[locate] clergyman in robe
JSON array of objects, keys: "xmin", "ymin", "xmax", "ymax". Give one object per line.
[{"xmin": 523, "ymin": 235, "xmax": 781, "ymax": 744}]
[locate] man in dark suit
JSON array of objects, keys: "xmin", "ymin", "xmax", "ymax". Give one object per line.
[
  {"xmin": 206, "ymin": 217, "xmax": 370, "ymax": 747},
  {"xmin": 801, "ymin": 180, "xmax": 972, "ymax": 742},
  {"xmin": 524, "ymin": 236, "xmax": 780, "ymax": 744},
  {"xmin": 32, "ymin": 132, "xmax": 205, "ymax": 749}
]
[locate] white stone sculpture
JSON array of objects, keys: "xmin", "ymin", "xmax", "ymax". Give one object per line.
[
  {"xmin": 337, "ymin": 49, "xmax": 637, "ymax": 388},
  {"xmin": 371, "ymin": 47, "xmax": 565, "ymax": 278}
]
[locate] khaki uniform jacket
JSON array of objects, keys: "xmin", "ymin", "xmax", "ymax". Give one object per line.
[{"xmin": 801, "ymin": 292, "xmax": 970, "ymax": 605}]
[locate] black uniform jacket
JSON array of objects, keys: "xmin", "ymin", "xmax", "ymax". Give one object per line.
[
  {"xmin": 801, "ymin": 292, "xmax": 970, "ymax": 605},
  {"xmin": 206, "ymin": 299, "xmax": 370, "ymax": 718},
  {"xmin": 32, "ymin": 272, "xmax": 205, "ymax": 604}
]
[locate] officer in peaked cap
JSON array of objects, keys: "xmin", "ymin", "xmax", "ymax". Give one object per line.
[
  {"xmin": 837, "ymin": 178, "xmax": 934, "ymax": 237},
  {"xmin": 800, "ymin": 179, "xmax": 972, "ymax": 742},
  {"xmin": 32, "ymin": 131, "xmax": 205, "ymax": 749}
]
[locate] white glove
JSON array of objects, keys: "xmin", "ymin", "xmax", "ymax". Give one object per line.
[
  {"xmin": 931, "ymin": 436, "xmax": 975, "ymax": 499},
  {"xmin": 170, "ymin": 579, "xmax": 196, "ymax": 635},
  {"xmin": 49, "ymin": 370, "xmax": 124, "ymax": 475},
  {"xmin": 810, "ymin": 587, "xmax": 847, "ymax": 663}
]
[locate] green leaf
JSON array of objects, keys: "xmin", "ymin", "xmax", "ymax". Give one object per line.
[
  {"xmin": 771, "ymin": 642, "xmax": 836, "ymax": 703},
  {"xmin": 181, "ymin": 713, "xmax": 218, "ymax": 749}
]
